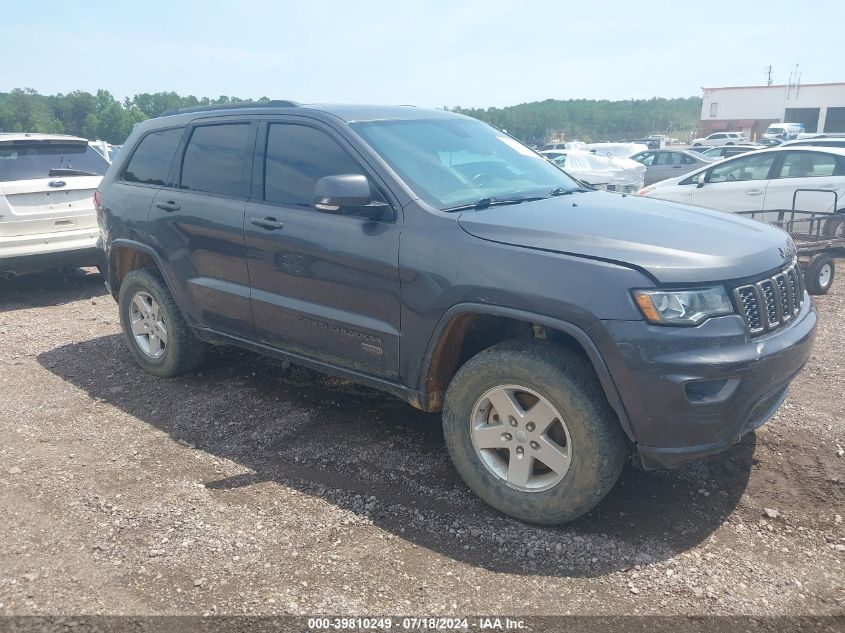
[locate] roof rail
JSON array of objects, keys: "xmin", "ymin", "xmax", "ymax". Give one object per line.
[{"xmin": 158, "ymin": 100, "xmax": 300, "ymax": 117}]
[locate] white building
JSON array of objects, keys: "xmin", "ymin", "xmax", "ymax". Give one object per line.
[{"xmin": 700, "ymin": 82, "xmax": 845, "ymax": 139}]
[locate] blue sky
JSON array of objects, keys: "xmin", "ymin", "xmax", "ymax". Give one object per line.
[{"xmin": 2, "ymin": 0, "xmax": 843, "ymax": 107}]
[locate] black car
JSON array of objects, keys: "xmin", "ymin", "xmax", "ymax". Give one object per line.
[{"xmin": 96, "ymin": 102, "xmax": 816, "ymax": 525}]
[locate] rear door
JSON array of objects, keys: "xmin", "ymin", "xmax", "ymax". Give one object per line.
[
  {"xmin": 0, "ymin": 140, "xmax": 107, "ymax": 246},
  {"xmin": 147, "ymin": 119, "xmax": 257, "ymax": 338},
  {"xmin": 689, "ymin": 151, "xmax": 778, "ymax": 212},
  {"xmin": 762, "ymin": 150, "xmax": 845, "ymax": 212},
  {"xmin": 243, "ymin": 119, "xmax": 402, "ymax": 379},
  {"xmin": 650, "ymin": 151, "xmax": 687, "ymax": 184}
]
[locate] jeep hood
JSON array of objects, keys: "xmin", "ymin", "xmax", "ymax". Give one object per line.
[{"xmin": 456, "ymin": 191, "xmax": 793, "ymax": 283}]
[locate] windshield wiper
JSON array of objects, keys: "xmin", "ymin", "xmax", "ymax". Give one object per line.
[
  {"xmin": 442, "ymin": 187, "xmax": 592, "ymax": 212},
  {"xmin": 548, "ymin": 186, "xmax": 592, "ymax": 196},
  {"xmin": 48, "ymin": 168, "xmax": 99, "ymax": 177},
  {"xmin": 443, "ymin": 195, "xmax": 548, "ymax": 212}
]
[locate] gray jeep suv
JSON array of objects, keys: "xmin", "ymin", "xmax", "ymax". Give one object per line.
[{"xmin": 96, "ymin": 102, "xmax": 816, "ymax": 524}]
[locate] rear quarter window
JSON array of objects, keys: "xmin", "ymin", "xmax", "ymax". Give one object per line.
[{"xmin": 122, "ymin": 127, "xmax": 185, "ymax": 186}]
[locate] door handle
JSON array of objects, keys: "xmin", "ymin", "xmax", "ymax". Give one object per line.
[
  {"xmin": 745, "ymin": 189, "xmax": 764, "ymax": 196},
  {"xmin": 251, "ymin": 217, "xmax": 285, "ymax": 230},
  {"xmin": 155, "ymin": 201, "xmax": 180, "ymax": 212},
  {"xmin": 672, "ymin": 165, "xmax": 683, "ymax": 169}
]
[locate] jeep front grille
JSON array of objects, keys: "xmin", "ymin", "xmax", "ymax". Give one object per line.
[{"xmin": 733, "ymin": 263, "xmax": 804, "ymax": 335}]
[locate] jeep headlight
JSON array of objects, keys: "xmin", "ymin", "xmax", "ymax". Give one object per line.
[{"xmin": 632, "ymin": 286, "xmax": 733, "ymax": 326}]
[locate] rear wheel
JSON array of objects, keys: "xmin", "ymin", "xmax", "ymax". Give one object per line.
[
  {"xmin": 118, "ymin": 269, "xmax": 207, "ymax": 376},
  {"xmin": 442, "ymin": 340, "xmax": 627, "ymax": 525},
  {"xmin": 804, "ymin": 254, "xmax": 835, "ymax": 295}
]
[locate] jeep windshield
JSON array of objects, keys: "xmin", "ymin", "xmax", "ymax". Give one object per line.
[
  {"xmin": 350, "ymin": 118, "xmax": 582, "ymax": 210},
  {"xmin": 0, "ymin": 141, "xmax": 109, "ymax": 182}
]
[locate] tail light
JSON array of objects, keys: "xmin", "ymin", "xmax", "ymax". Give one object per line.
[{"xmin": 93, "ymin": 190, "xmax": 102, "ymax": 211}]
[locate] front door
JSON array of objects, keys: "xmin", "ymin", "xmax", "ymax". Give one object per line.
[
  {"xmin": 244, "ymin": 121, "xmax": 401, "ymax": 379},
  {"xmin": 690, "ymin": 151, "xmax": 777, "ymax": 212},
  {"xmin": 147, "ymin": 120, "xmax": 256, "ymax": 338}
]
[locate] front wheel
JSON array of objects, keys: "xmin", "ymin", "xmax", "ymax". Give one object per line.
[
  {"xmin": 804, "ymin": 254, "xmax": 835, "ymax": 295},
  {"xmin": 442, "ymin": 341, "xmax": 627, "ymax": 525}
]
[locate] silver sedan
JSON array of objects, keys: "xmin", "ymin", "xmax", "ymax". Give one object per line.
[{"xmin": 630, "ymin": 149, "xmax": 716, "ymax": 186}]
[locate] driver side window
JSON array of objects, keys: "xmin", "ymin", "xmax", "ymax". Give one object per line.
[{"xmin": 707, "ymin": 153, "xmax": 777, "ymax": 183}]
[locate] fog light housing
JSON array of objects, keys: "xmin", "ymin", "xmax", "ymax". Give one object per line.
[{"xmin": 684, "ymin": 378, "xmax": 739, "ymax": 404}]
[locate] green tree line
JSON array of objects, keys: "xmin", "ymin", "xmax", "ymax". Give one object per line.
[
  {"xmin": 0, "ymin": 88, "xmax": 702, "ymax": 146},
  {"xmin": 451, "ymin": 97, "xmax": 702, "ymax": 144},
  {"xmin": 0, "ymin": 88, "xmax": 270, "ymax": 144}
]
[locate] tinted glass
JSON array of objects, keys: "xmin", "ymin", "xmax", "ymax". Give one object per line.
[
  {"xmin": 681, "ymin": 153, "xmax": 698, "ymax": 164},
  {"xmin": 0, "ymin": 142, "xmax": 109, "ymax": 182},
  {"xmin": 656, "ymin": 152, "xmax": 682, "ymax": 166},
  {"xmin": 180, "ymin": 124, "xmax": 251, "ymax": 197},
  {"xmin": 632, "ymin": 152, "xmax": 655, "ymax": 166},
  {"xmin": 708, "ymin": 153, "xmax": 777, "ymax": 183},
  {"xmin": 351, "ymin": 118, "xmax": 580, "ymax": 209},
  {"xmin": 123, "ymin": 128, "xmax": 183, "ymax": 186},
  {"xmin": 264, "ymin": 124, "xmax": 365, "ymax": 207},
  {"xmin": 777, "ymin": 151, "xmax": 840, "ymax": 178}
]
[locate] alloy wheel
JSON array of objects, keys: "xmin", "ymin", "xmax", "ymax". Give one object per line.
[
  {"xmin": 129, "ymin": 291, "xmax": 167, "ymax": 359},
  {"xmin": 469, "ymin": 384, "xmax": 572, "ymax": 492}
]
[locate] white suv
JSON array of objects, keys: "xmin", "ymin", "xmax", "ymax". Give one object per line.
[
  {"xmin": 0, "ymin": 134, "xmax": 108, "ymax": 278},
  {"xmin": 691, "ymin": 132, "xmax": 747, "ymax": 147}
]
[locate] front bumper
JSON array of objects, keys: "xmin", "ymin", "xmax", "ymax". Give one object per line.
[{"xmin": 590, "ymin": 294, "xmax": 816, "ymax": 468}]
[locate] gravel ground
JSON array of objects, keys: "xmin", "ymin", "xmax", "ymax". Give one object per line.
[{"xmin": 0, "ymin": 266, "xmax": 842, "ymax": 618}]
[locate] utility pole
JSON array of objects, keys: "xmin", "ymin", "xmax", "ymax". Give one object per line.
[{"xmin": 766, "ymin": 65, "xmax": 773, "ymax": 86}]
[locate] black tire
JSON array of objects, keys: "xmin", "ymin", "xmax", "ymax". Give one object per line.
[
  {"xmin": 118, "ymin": 268, "xmax": 207, "ymax": 377},
  {"xmin": 804, "ymin": 254, "xmax": 835, "ymax": 295},
  {"xmin": 692, "ymin": 143, "xmax": 701, "ymax": 147},
  {"xmin": 725, "ymin": 142, "xmax": 735, "ymax": 146},
  {"xmin": 442, "ymin": 340, "xmax": 628, "ymax": 525}
]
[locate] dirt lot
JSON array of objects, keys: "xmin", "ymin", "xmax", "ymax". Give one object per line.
[{"xmin": 0, "ymin": 266, "xmax": 843, "ymax": 618}]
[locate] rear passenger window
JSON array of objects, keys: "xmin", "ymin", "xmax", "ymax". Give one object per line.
[
  {"xmin": 264, "ymin": 124, "xmax": 368, "ymax": 207},
  {"xmin": 123, "ymin": 127, "xmax": 184, "ymax": 186},
  {"xmin": 656, "ymin": 152, "xmax": 682, "ymax": 166},
  {"xmin": 180, "ymin": 124, "xmax": 251, "ymax": 197},
  {"xmin": 777, "ymin": 152, "xmax": 840, "ymax": 178}
]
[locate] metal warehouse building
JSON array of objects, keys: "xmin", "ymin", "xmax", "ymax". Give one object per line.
[{"xmin": 699, "ymin": 81, "xmax": 845, "ymax": 139}]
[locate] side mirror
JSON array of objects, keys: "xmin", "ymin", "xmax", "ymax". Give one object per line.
[
  {"xmin": 313, "ymin": 174, "xmax": 388, "ymax": 219},
  {"xmin": 696, "ymin": 172, "xmax": 706, "ymax": 188}
]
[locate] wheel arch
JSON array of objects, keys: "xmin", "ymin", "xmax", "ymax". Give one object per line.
[
  {"xmin": 108, "ymin": 239, "xmax": 190, "ymax": 320},
  {"xmin": 417, "ymin": 304, "xmax": 635, "ymax": 440}
]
